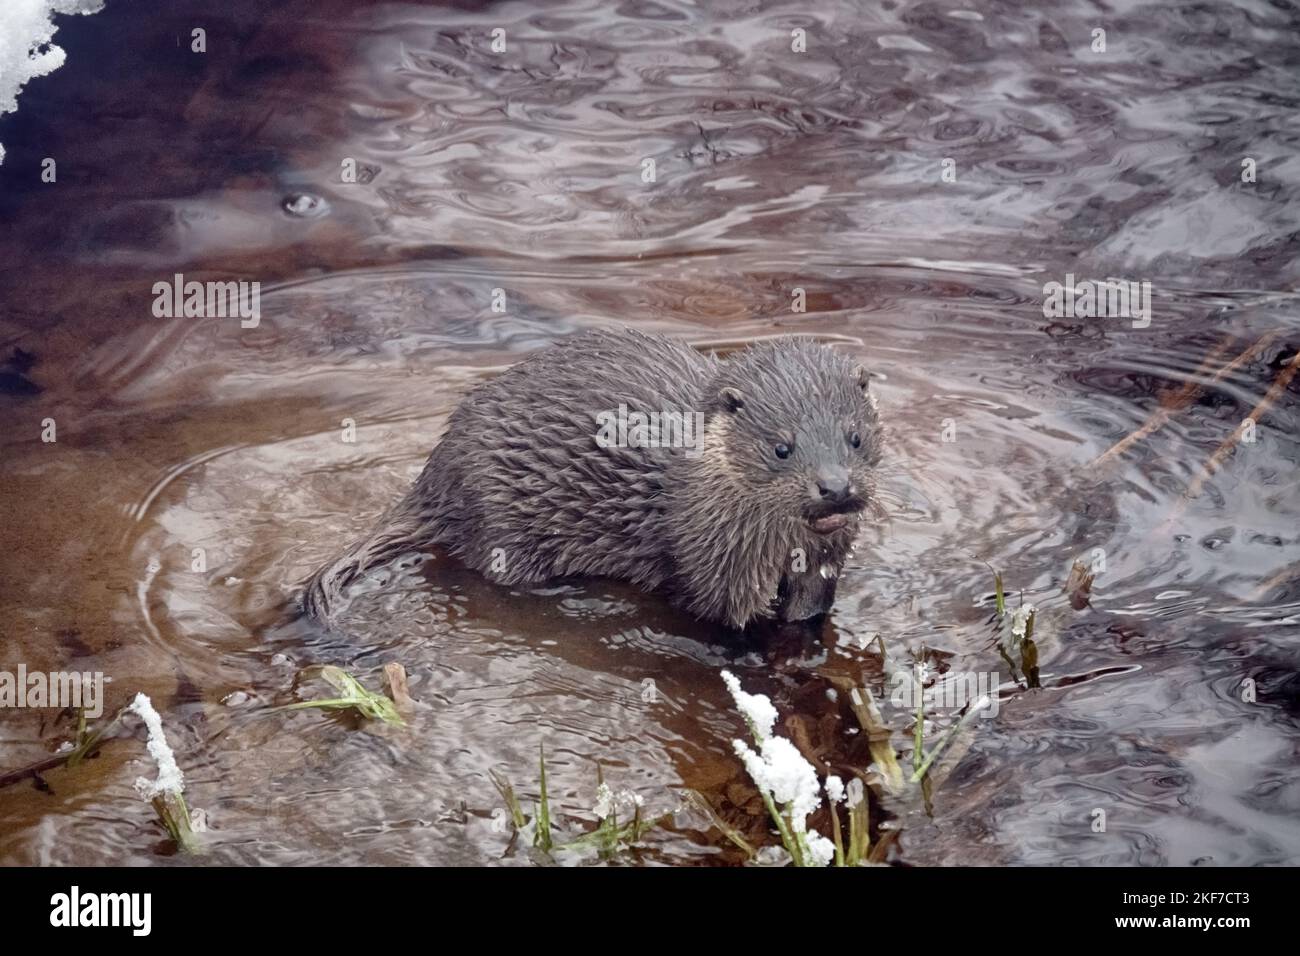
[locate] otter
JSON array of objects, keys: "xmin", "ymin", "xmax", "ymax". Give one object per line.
[{"xmin": 302, "ymin": 327, "xmax": 882, "ymax": 629}]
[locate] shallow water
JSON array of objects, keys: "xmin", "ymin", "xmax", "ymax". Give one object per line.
[{"xmin": 1, "ymin": 0, "xmax": 1298, "ymax": 866}]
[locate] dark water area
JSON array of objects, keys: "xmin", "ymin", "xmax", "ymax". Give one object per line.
[{"xmin": 0, "ymin": 0, "xmax": 1298, "ymax": 866}]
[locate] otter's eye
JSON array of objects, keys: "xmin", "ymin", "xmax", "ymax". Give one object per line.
[
  {"xmin": 849, "ymin": 431, "xmax": 862, "ymax": 449},
  {"xmin": 774, "ymin": 443, "xmax": 791, "ymax": 460}
]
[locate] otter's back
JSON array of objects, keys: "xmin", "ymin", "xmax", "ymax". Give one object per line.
[{"xmin": 405, "ymin": 328, "xmax": 716, "ymax": 589}]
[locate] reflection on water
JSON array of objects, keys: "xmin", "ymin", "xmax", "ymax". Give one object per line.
[{"xmin": 0, "ymin": 0, "xmax": 1297, "ymax": 866}]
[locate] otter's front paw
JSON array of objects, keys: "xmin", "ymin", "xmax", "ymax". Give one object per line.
[{"xmin": 776, "ymin": 569, "xmax": 839, "ymax": 623}]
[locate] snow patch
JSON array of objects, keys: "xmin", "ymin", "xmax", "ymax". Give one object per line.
[
  {"xmin": 721, "ymin": 669, "xmax": 778, "ymax": 742},
  {"xmin": 0, "ymin": 0, "xmax": 107, "ymax": 164},
  {"xmin": 126, "ymin": 692, "xmax": 185, "ymax": 799}
]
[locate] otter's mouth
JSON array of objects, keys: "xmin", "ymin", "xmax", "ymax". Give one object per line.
[
  {"xmin": 804, "ymin": 498, "xmax": 866, "ymax": 535},
  {"xmin": 808, "ymin": 512, "xmax": 853, "ymax": 534}
]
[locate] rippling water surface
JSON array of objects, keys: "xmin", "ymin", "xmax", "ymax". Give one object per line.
[{"xmin": 1, "ymin": 0, "xmax": 1298, "ymax": 866}]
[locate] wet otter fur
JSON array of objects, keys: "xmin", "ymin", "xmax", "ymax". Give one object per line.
[{"xmin": 303, "ymin": 327, "xmax": 882, "ymax": 629}]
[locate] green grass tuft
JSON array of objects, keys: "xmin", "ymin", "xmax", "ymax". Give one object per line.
[{"xmin": 274, "ymin": 666, "xmax": 404, "ymax": 725}]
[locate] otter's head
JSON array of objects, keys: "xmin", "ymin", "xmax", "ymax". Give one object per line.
[
  {"xmin": 709, "ymin": 339, "xmax": 882, "ymax": 535},
  {"xmin": 668, "ymin": 339, "xmax": 883, "ymax": 629}
]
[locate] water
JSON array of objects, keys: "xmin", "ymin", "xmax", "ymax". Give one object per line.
[{"xmin": 1, "ymin": 0, "xmax": 1297, "ymax": 866}]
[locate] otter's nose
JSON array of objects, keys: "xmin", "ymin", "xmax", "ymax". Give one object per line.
[{"xmin": 815, "ymin": 467, "xmax": 853, "ymax": 505}]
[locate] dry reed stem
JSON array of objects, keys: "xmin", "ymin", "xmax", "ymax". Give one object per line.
[
  {"xmin": 1090, "ymin": 332, "xmax": 1278, "ymax": 471},
  {"xmin": 1183, "ymin": 344, "xmax": 1300, "ymax": 499}
]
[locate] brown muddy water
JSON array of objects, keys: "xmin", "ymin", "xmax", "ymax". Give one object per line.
[{"xmin": 1, "ymin": 0, "xmax": 1298, "ymax": 866}]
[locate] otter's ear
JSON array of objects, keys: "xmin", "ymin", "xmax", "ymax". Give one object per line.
[
  {"xmin": 851, "ymin": 364, "xmax": 872, "ymax": 392},
  {"xmin": 719, "ymin": 386, "xmax": 745, "ymax": 413}
]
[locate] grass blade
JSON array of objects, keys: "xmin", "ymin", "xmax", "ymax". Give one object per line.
[{"xmin": 534, "ymin": 743, "xmax": 553, "ymax": 852}]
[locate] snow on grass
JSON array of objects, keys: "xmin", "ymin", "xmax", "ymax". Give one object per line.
[
  {"xmin": 724, "ymin": 671, "xmax": 841, "ymax": 867},
  {"xmin": 733, "ymin": 735, "xmax": 822, "ymax": 825},
  {"xmin": 1011, "ymin": 602, "xmax": 1036, "ymax": 640},
  {"xmin": 721, "ymin": 669, "xmax": 777, "ymax": 742},
  {"xmin": 825, "ymin": 774, "xmax": 845, "ymax": 805},
  {"xmin": 0, "ymin": 0, "xmax": 106, "ymax": 164},
  {"xmin": 125, "ymin": 692, "xmax": 184, "ymax": 799}
]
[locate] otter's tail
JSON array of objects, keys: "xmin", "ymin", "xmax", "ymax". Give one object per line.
[{"xmin": 300, "ymin": 511, "xmax": 431, "ymax": 624}]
